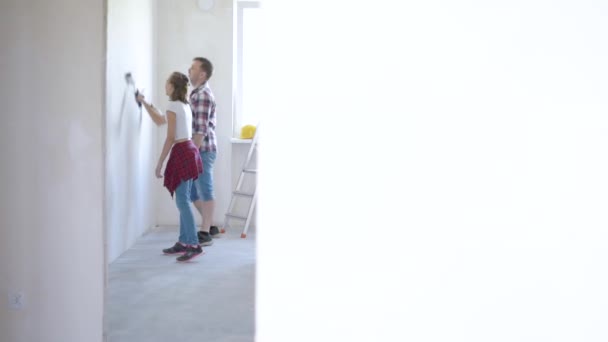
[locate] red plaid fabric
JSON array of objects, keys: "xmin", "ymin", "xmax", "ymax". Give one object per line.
[
  {"xmin": 190, "ymin": 82, "xmax": 217, "ymax": 152},
  {"xmin": 164, "ymin": 140, "xmax": 204, "ymax": 197}
]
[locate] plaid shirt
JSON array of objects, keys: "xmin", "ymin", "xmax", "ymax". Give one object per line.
[
  {"xmin": 190, "ymin": 82, "xmax": 217, "ymax": 152},
  {"xmin": 164, "ymin": 140, "xmax": 204, "ymax": 197}
]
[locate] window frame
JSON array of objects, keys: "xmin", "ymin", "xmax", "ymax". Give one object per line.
[{"xmin": 233, "ymin": 0, "xmax": 262, "ymax": 138}]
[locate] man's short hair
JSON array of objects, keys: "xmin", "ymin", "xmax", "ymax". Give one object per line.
[{"xmin": 193, "ymin": 57, "xmax": 213, "ymax": 79}]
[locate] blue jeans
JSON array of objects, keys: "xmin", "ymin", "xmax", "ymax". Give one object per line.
[
  {"xmin": 190, "ymin": 151, "xmax": 217, "ymax": 202},
  {"xmin": 175, "ymin": 179, "xmax": 198, "ymax": 245}
]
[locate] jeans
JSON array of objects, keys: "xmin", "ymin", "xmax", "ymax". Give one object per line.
[
  {"xmin": 190, "ymin": 151, "xmax": 217, "ymax": 202},
  {"xmin": 175, "ymin": 179, "xmax": 198, "ymax": 245}
]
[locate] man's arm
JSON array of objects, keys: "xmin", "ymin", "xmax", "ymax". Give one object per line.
[
  {"xmin": 191, "ymin": 91, "xmax": 212, "ymax": 149},
  {"xmin": 192, "ymin": 133, "xmax": 204, "ymax": 150}
]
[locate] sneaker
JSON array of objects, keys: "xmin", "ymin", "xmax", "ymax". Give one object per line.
[
  {"xmin": 197, "ymin": 231, "xmax": 214, "ymax": 246},
  {"xmin": 177, "ymin": 245, "xmax": 203, "ymax": 262},
  {"xmin": 163, "ymin": 242, "xmax": 187, "ymax": 255},
  {"xmin": 210, "ymin": 225, "xmax": 220, "ymax": 236}
]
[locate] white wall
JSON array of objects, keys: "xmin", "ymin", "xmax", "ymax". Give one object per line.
[
  {"xmin": 155, "ymin": 0, "xmax": 234, "ymax": 227},
  {"xmin": 257, "ymin": 1, "xmax": 608, "ymax": 341},
  {"xmin": 0, "ymin": 1, "xmax": 105, "ymax": 341},
  {"xmin": 105, "ymin": 0, "xmax": 158, "ymax": 263}
]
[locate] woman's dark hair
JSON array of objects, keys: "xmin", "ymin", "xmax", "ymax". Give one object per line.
[{"xmin": 168, "ymin": 72, "xmax": 189, "ymax": 104}]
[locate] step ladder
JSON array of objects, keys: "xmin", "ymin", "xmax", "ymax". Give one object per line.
[{"xmin": 222, "ymin": 125, "xmax": 259, "ymax": 238}]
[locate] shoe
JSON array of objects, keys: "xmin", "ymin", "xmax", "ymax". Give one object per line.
[
  {"xmin": 177, "ymin": 245, "xmax": 203, "ymax": 262},
  {"xmin": 163, "ymin": 242, "xmax": 187, "ymax": 255},
  {"xmin": 210, "ymin": 225, "xmax": 220, "ymax": 236},
  {"xmin": 197, "ymin": 231, "xmax": 214, "ymax": 246}
]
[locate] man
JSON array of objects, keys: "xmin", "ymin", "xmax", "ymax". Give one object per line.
[{"xmin": 188, "ymin": 57, "xmax": 218, "ymax": 246}]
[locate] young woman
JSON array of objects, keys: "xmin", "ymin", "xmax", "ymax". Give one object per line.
[{"xmin": 138, "ymin": 72, "xmax": 204, "ymax": 262}]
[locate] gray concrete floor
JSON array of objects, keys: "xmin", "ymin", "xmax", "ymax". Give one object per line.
[{"xmin": 104, "ymin": 226, "xmax": 255, "ymax": 342}]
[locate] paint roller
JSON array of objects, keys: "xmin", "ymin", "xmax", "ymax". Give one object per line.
[{"xmin": 124, "ymin": 72, "xmax": 142, "ymax": 110}]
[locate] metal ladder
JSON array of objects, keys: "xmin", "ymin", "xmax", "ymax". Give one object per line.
[{"xmin": 222, "ymin": 126, "xmax": 258, "ymax": 238}]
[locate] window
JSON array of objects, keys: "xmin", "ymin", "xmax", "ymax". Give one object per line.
[{"xmin": 234, "ymin": 1, "xmax": 264, "ymax": 137}]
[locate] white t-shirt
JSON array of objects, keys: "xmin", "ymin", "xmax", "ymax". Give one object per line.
[{"xmin": 166, "ymin": 100, "xmax": 193, "ymax": 140}]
